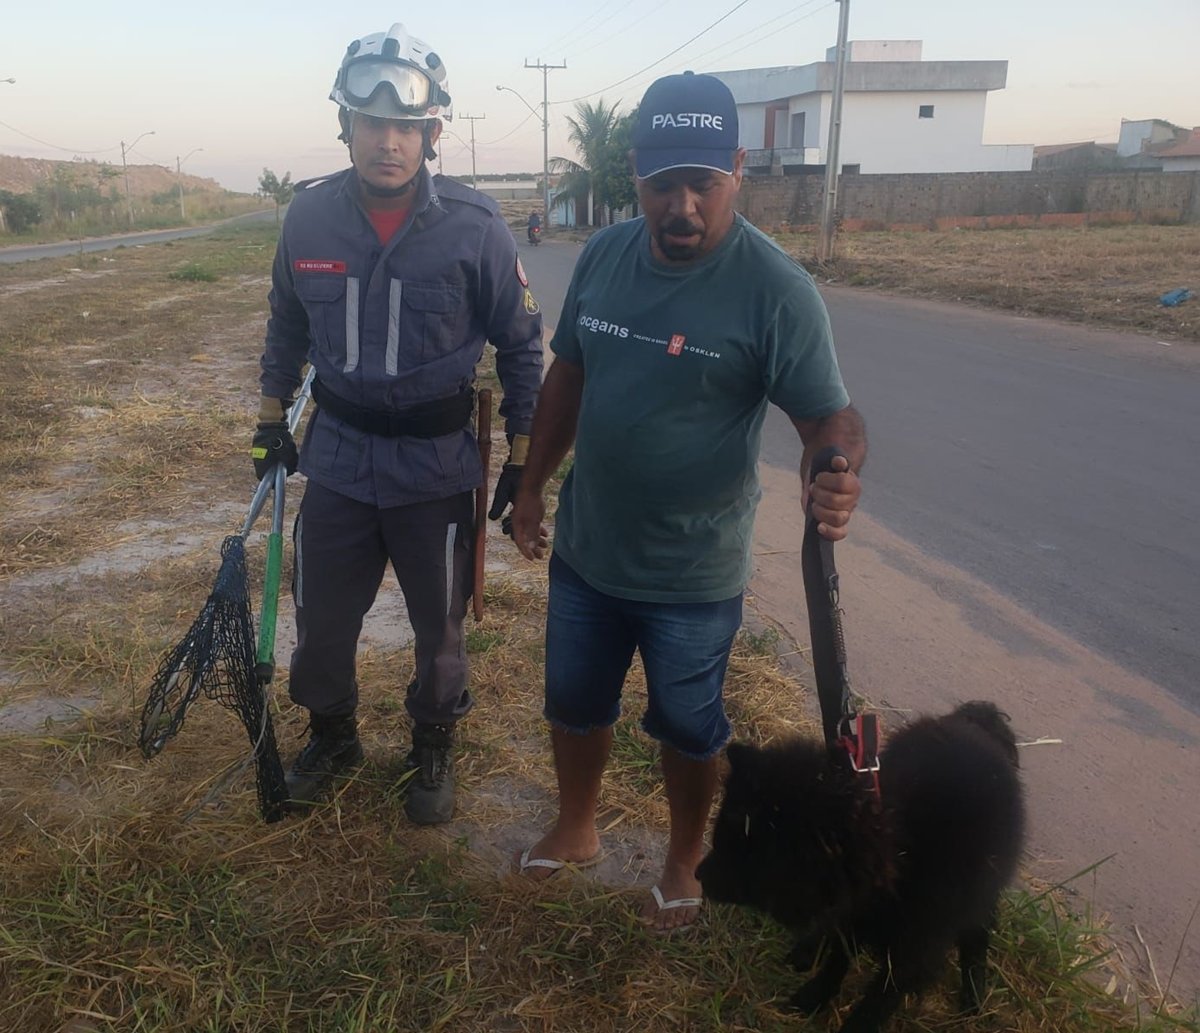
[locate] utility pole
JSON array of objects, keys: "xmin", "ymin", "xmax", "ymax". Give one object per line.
[
  {"xmin": 120, "ymin": 130, "xmax": 155, "ymax": 227},
  {"xmin": 817, "ymin": 0, "xmax": 851, "ymax": 263},
  {"xmin": 524, "ymin": 59, "xmax": 566, "ymax": 230},
  {"xmin": 176, "ymin": 148, "xmax": 202, "ymax": 221},
  {"xmin": 459, "ymin": 113, "xmax": 486, "ymax": 188}
]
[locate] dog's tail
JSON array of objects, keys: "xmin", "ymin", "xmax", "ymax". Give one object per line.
[{"xmin": 954, "ymin": 701, "xmax": 1020, "ymax": 767}]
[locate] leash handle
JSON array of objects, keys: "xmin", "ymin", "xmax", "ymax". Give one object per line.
[{"xmin": 802, "ymin": 445, "xmax": 854, "ymax": 744}]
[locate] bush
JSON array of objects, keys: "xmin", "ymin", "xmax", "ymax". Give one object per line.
[{"xmin": 0, "ymin": 190, "xmax": 43, "ymax": 234}]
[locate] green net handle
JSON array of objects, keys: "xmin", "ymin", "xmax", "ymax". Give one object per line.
[{"xmin": 256, "ymin": 529, "xmax": 283, "ymax": 670}]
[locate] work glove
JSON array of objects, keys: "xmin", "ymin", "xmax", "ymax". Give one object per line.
[
  {"xmin": 488, "ymin": 433, "xmax": 530, "ymax": 531},
  {"xmin": 251, "ymin": 395, "xmax": 298, "ymax": 480}
]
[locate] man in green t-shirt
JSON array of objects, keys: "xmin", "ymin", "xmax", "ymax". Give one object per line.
[{"xmin": 509, "ymin": 71, "xmax": 867, "ymax": 932}]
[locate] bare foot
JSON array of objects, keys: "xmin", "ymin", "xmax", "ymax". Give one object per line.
[
  {"xmin": 512, "ymin": 829, "xmax": 601, "ymax": 883},
  {"xmin": 640, "ymin": 860, "xmax": 703, "ymax": 933}
]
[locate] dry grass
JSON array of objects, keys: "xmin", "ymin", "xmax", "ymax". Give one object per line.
[
  {"xmin": 774, "ymin": 223, "xmax": 1200, "ymax": 342},
  {"xmin": 1, "ymin": 225, "xmax": 1196, "ymax": 1032}
]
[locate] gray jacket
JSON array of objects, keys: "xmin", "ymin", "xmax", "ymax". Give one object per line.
[{"xmin": 260, "ymin": 167, "xmax": 543, "ymax": 507}]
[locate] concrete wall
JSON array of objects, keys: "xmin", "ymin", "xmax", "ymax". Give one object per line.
[{"xmin": 736, "ymin": 169, "xmax": 1200, "ymax": 228}]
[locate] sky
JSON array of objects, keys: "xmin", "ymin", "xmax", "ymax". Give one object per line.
[{"xmin": 2, "ymin": 0, "xmax": 1198, "ymax": 194}]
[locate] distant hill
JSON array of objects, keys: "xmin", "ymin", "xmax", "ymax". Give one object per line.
[{"xmin": 0, "ymin": 153, "xmax": 233, "ymax": 197}]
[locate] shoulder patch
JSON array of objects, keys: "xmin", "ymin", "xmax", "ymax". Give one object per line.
[{"xmin": 516, "ymin": 256, "xmax": 528, "ymax": 288}]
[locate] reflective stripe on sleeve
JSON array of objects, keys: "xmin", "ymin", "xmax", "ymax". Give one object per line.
[
  {"xmin": 343, "ymin": 276, "xmax": 361, "ymax": 373},
  {"xmin": 386, "ymin": 279, "xmax": 402, "ymax": 376}
]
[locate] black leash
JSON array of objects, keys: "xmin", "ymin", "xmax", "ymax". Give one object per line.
[{"xmin": 801, "ymin": 446, "xmax": 880, "ymax": 791}]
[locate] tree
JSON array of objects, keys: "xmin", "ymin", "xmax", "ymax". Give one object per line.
[
  {"xmin": 0, "ymin": 190, "xmax": 43, "ymax": 234},
  {"xmin": 549, "ymin": 99, "xmax": 620, "ymax": 227},
  {"xmin": 258, "ymin": 168, "xmax": 294, "ymax": 224},
  {"xmin": 591, "ymin": 108, "xmax": 638, "ymax": 219}
]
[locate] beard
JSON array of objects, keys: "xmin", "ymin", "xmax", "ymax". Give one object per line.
[{"xmin": 653, "ymin": 218, "xmax": 705, "ymax": 262}]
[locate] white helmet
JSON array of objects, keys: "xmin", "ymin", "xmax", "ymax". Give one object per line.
[{"xmin": 330, "ymin": 23, "xmax": 452, "ymax": 122}]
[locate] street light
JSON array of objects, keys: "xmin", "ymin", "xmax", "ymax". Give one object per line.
[
  {"xmin": 176, "ymin": 147, "xmax": 203, "ymax": 221},
  {"xmin": 120, "ymin": 130, "xmax": 155, "ymax": 226},
  {"xmin": 497, "ymin": 83, "xmax": 551, "ymax": 231}
]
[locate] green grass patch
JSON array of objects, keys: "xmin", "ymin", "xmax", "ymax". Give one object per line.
[{"xmin": 168, "ymin": 262, "xmax": 219, "ymax": 282}]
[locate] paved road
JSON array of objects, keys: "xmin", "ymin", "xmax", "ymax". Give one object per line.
[
  {"xmin": 768, "ymin": 289, "xmax": 1200, "ymax": 714},
  {"xmin": 524, "ymin": 239, "xmax": 1199, "ymax": 713},
  {"xmin": 518, "ymin": 235, "xmax": 1200, "ymax": 999},
  {"xmin": 0, "ymin": 208, "xmax": 278, "ymax": 264}
]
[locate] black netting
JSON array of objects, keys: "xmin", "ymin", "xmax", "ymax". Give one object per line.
[{"xmin": 139, "ymin": 535, "xmax": 287, "ymax": 821}]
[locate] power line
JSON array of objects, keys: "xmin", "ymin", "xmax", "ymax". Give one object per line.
[
  {"xmin": 0, "ymin": 119, "xmax": 118, "ymax": 156},
  {"xmin": 536, "ymin": 0, "xmax": 637, "ymax": 58},
  {"xmin": 480, "ymin": 109, "xmax": 539, "ymax": 146},
  {"xmin": 670, "ymin": 0, "xmax": 828, "ymax": 70},
  {"xmin": 590, "ymin": 0, "xmax": 835, "ymax": 110},
  {"xmin": 562, "ymin": 0, "xmax": 674, "ymax": 62},
  {"xmin": 552, "ymin": 0, "xmax": 755, "ymax": 105}
]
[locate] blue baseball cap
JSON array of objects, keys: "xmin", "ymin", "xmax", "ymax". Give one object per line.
[{"xmin": 632, "ymin": 71, "xmax": 740, "ymax": 179}]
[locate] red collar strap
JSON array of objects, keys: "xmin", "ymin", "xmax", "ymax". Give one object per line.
[{"xmin": 838, "ymin": 711, "xmax": 881, "ymax": 797}]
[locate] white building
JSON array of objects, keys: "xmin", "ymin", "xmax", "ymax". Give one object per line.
[
  {"xmin": 709, "ymin": 41, "xmax": 1032, "ymax": 174},
  {"xmin": 1156, "ymin": 130, "xmax": 1200, "ymax": 173}
]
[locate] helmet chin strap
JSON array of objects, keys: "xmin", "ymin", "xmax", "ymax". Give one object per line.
[{"xmin": 421, "ymin": 121, "xmax": 439, "ymax": 163}]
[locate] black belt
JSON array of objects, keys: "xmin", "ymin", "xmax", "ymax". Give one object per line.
[{"xmin": 312, "ymin": 377, "xmax": 474, "ymax": 438}]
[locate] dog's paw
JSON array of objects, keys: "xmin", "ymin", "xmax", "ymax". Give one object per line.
[{"xmin": 788, "ymin": 980, "xmax": 834, "ymax": 1015}]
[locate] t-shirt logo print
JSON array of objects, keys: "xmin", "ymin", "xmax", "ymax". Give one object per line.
[{"xmin": 667, "ymin": 334, "xmax": 686, "ymax": 356}]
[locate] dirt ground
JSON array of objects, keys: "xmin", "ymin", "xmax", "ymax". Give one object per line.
[{"xmin": 1, "ymin": 223, "xmax": 1195, "ymax": 1031}]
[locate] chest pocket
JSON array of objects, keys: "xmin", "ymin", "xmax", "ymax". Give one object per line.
[
  {"xmin": 400, "ymin": 281, "xmax": 462, "ymax": 365},
  {"xmin": 295, "ymin": 275, "xmax": 355, "ymax": 369}
]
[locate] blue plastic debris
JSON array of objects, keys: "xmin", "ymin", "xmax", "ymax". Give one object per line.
[{"xmin": 1159, "ymin": 288, "xmax": 1193, "ymax": 307}]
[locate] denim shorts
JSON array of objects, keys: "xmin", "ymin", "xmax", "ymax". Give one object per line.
[{"xmin": 544, "ymin": 553, "xmax": 743, "ymax": 760}]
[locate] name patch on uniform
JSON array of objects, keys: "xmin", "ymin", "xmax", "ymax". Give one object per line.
[
  {"xmin": 667, "ymin": 334, "xmax": 686, "ymax": 356},
  {"xmin": 293, "ymin": 259, "xmax": 346, "ymax": 274}
]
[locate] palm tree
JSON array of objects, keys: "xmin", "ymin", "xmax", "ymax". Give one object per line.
[{"xmin": 549, "ymin": 99, "xmax": 620, "ymax": 227}]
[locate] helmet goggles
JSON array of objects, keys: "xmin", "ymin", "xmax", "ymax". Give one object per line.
[{"xmin": 339, "ymin": 56, "xmax": 436, "ymax": 118}]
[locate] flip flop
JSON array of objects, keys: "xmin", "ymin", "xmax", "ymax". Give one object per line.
[
  {"xmin": 514, "ymin": 845, "xmax": 601, "ymax": 877},
  {"xmin": 643, "ymin": 884, "xmax": 704, "ymax": 933}
]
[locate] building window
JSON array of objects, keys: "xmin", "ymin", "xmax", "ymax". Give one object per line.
[{"xmin": 918, "ymin": 105, "xmax": 935, "ymax": 119}]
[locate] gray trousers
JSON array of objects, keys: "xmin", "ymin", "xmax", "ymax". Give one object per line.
[{"xmin": 288, "ymin": 480, "xmax": 474, "ymax": 725}]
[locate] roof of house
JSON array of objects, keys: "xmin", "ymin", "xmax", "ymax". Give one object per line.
[
  {"xmin": 1156, "ymin": 129, "xmax": 1200, "ymax": 158},
  {"xmin": 710, "ymin": 60, "xmax": 1008, "ymax": 105}
]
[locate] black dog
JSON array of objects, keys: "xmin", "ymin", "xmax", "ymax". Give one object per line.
[{"xmin": 697, "ymin": 701, "xmax": 1025, "ymax": 1033}]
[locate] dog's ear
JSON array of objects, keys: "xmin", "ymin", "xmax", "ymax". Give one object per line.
[
  {"xmin": 725, "ymin": 742, "xmax": 754, "ymax": 770},
  {"xmin": 724, "ymin": 742, "xmax": 766, "ymax": 795}
]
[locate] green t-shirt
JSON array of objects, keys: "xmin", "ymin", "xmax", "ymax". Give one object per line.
[{"xmin": 551, "ymin": 214, "xmax": 849, "ymax": 603}]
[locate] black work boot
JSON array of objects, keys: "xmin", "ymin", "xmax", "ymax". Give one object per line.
[
  {"xmin": 285, "ymin": 711, "xmax": 364, "ymax": 810},
  {"xmin": 403, "ymin": 722, "xmax": 456, "ymax": 825}
]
